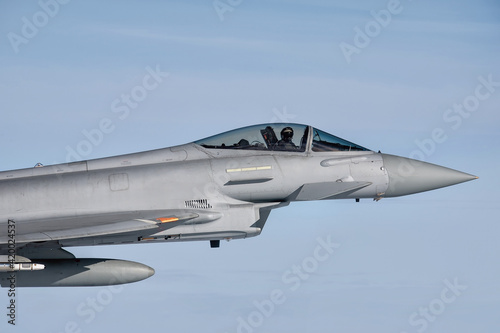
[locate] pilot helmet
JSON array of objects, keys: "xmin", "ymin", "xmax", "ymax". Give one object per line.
[{"xmin": 281, "ymin": 127, "xmax": 294, "ymax": 140}]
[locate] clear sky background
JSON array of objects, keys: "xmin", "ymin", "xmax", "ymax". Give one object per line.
[{"xmin": 1, "ymin": 1, "xmax": 499, "ymax": 332}]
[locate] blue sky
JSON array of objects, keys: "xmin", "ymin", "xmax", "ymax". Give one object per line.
[{"xmin": 1, "ymin": 1, "xmax": 499, "ymax": 332}]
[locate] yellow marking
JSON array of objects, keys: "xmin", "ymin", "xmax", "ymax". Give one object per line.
[
  {"xmin": 226, "ymin": 165, "xmax": 272, "ymax": 173},
  {"xmin": 141, "ymin": 237, "xmax": 155, "ymax": 241},
  {"xmin": 156, "ymin": 217, "xmax": 180, "ymax": 223}
]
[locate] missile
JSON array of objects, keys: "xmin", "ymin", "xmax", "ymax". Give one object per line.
[{"xmin": 0, "ymin": 258, "xmax": 154, "ymax": 287}]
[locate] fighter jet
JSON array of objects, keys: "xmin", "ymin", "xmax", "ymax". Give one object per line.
[{"xmin": 0, "ymin": 123, "xmax": 476, "ymax": 287}]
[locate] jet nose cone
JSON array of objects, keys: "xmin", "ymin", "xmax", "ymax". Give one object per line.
[{"xmin": 381, "ymin": 154, "xmax": 477, "ymax": 197}]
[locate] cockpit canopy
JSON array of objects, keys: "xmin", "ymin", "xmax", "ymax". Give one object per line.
[{"xmin": 195, "ymin": 123, "xmax": 369, "ymax": 152}]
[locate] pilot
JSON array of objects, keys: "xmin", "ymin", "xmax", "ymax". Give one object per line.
[{"xmin": 274, "ymin": 127, "xmax": 297, "ymax": 150}]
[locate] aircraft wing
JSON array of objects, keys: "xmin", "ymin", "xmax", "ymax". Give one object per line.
[
  {"xmin": 0, "ymin": 202, "xmax": 283, "ymax": 254},
  {"xmin": 0, "ymin": 209, "xmax": 214, "ymax": 252}
]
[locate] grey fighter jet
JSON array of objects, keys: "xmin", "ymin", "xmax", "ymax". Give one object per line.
[{"xmin": 0, "ymin": 123, "xmax": 477, "ymax": 287}]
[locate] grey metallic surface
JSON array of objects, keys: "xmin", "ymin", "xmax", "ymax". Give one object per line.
[
  {"xmin": 0, "ymin": 259, "xmax": 155, "ymax": 287},
  {"xmin": 382, "ymin": 154, "xmax": 477, "ymax": 197},
  {"xmin": 0, "ymin": 124, "xmax": 477, "ymax": 286}
]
